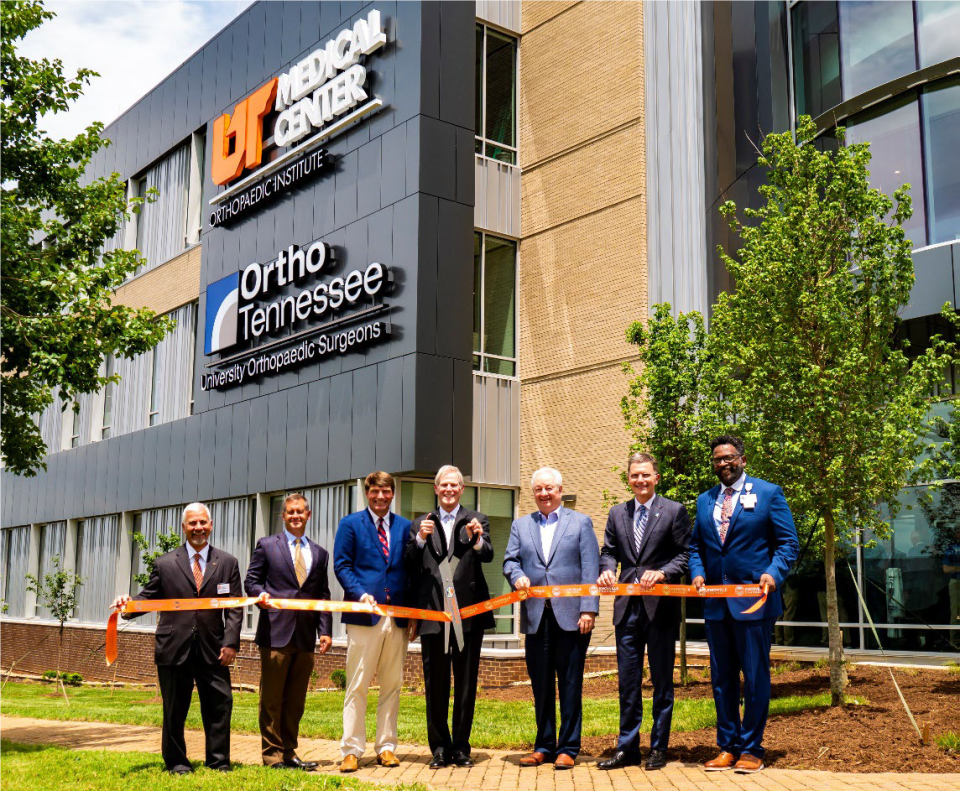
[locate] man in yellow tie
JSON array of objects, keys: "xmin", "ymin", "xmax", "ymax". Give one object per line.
[{"xmin": 245, "ymin": 493, "xmax": 333, "ymax": 769}]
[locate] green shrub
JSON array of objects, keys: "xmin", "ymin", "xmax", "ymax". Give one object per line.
[
  {"xmin": 330, "ymin": 669, "xmax": 347, "ymax": 690},
  {"xmin": 42, "ymin": 671, "xmax": 82, "ymax": 686},
  {"xmin": 935, "ymin": 731, "xmax": 959, "ymax": 753},
  {"xmin": 771, "ymin": 661, "xmax": 802, "ymax": 676},
  {"xmin": 945, "ymin": 660, "xmax": 960, "ymax": 676}
]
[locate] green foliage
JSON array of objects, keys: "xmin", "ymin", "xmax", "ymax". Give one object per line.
[
  {"xmin": 771, "ymin": 661, "xmax": 802, "ymax": 676},
  {"xmin": 25, "ymin": 555, "xmax": 82, "ymax": 628},
  {"xmin": 0, "ymin": 0, "xmax": 173, "ymax": 476},
  {"xmin": 934, "ymin": 731, "xmax": 960, "ymax": 753},
  {"xmin": 42, "ymin": 671, "xmax": 82, "ymax": 686},
  {"xmin": 945, "ymin": 660, "xmax": 960, "ymax": 675},
  {"xmin": 131, "ymin": 531, "xmax": 182, "ymax": 588},
  {"xmin": 330, "ymin": 668, "xmax": 347, "ymax": 690}
]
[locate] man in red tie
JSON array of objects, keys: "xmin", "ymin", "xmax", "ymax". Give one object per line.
[{"xmin": 333, "ymin": 472, "xmax": 412, "ymax": 772}]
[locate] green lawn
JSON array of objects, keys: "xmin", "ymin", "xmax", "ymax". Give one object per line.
[
  {"xmin": 0, "ymin": 740, "xmax": 428, "ymax": 791},
  {"xmin": 0, "ymin": 681, "xmax": 850, "ymax": 750}
]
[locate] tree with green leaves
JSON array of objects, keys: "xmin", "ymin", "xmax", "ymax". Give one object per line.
[
  {"xmin": 711, "ymin": 115, "xmax": 958, "ymax": 704},
  {"xmin": 131, "ymin": 529, "xmax": 183, "ymax": 588},
  {"xmin": 1, "ymin": 0, "xmax": 172, "ymax": 476},
  {"xmin": 25, "ymin": 555, "xmax": 83, "ymax": 703}
]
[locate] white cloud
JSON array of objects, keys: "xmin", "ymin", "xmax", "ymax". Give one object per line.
[{"xmin": 19, "ymin": 0, "xmax": 254, "ymax": 141}]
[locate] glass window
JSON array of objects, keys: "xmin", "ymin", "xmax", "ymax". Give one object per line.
[
  {"xmin": 475, "ymin": 24, "xmax": 517, "ymax": 165},
  {"xmin": 70, "ymin": 404, "xmax": 81, "ymax": 448},
  {"xmin": 35, "ymin": 522, "xmax": 67, "ymax": 620},
  {"xmin": 134, "ymin": 143, "xmax": 190, "ymax": 274},
  {"xmin": 148, "ymin": 346, "xmax": 162, "ymax": 426},
  {"xmin": 73, "ymin": 515, "xmax": 120, "ymax": 624},
  {"xmin": 1, "ymin": 527, "xmax": 32, "ymax": 618},
  {"xmin": 846, "ymin": 92, "xmax": 927, "ymax": 248},
  {"xmin": 101, "ymin": 355, "xmax": 114, "ymax": 439},
  {"xmin": 398, "ymin": 480, "xmax": 436, "ymax": 522},
  {"xmin": 477, "ymin": 486, "xmax": 516, "ymax": 635},
  {"xmin": 921, "ymin": 77, "xmax": 960, "ymax": 244},
  {"xmin": 839, "ymin": 1, "xmax": 917, "ymax": 99},
  {"xmin": 792, "ymin": 1, "xmax": 841, "ymax": 118},
  {"xmin": 473, "ymin": 232, "xmax": 517, "ymax": 377},
  {"xmin": 916, "ymin": 1, "xmax": 960, "ymax": 68}
]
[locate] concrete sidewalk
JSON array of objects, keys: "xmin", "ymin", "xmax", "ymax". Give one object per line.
[{"xmin": 2, "ymin": 714, "xmax": 957, "ymax": 791}]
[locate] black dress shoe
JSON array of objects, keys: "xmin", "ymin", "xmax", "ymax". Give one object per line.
[
  {"xmin": 210, "ymin": 765, "xmax": 232, "ymax": 773},
  {"xmin": 645, "ymin": 749, "xmax": 667, "ymax": 770},
  {"xmin": 168, "ymin": 767, "xmax": 193, "ymax": 775},
  {"xmin": 285, "ymin": 757, "xmax": 318, "ymax": 770},
  {"xmin": 598, "ymin": 751, "xmax": 640, "ymax": 769},
  {"xmin": 429, "ymin": 750, "xmax": 447, "ymax": 769},
  {"xmin": 450, "ymin": 751, "xmax": 475, "ymax": 767},
  {"xmin": 270, "ymin": 763, "xmax": 292, "ymax": 770}
]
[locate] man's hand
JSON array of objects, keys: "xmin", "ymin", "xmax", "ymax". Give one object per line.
[
  {"xmin": 578, "ymin": 613, "xmax": 595, "ymax": 634},
  {"xmin": 514, "ymin": 576, "xmax": 531, "ymax": 591},
  {"xmin": 112, "ymin": 594, "xmax": 132, "ymax": 619},
  {"xmin": 257, "ymin": 592, "xmax": 275, "ymax": 609},
  {"xmin": 759, "ymin": 573, "xmax": 777, "ymax": 592},
  {"xmin": 465, "ymin": 518, "xmax": 483, "ymax": 541},
  {"xmin": 692, "ymin": 576, "xmax": 705, "ymax": 591},
  {"xmin": 359, "ymin": 593, "xmax": 376, "ymax": 606},
  {"xmin": 597, "ymin": 570, "xmax": 617, "ymax": 587},
  {"xmin": 318, "ymin": 636, "xmax": 332, "ymax": 654},
  {"xmin": 417, "ymin": 519, "xmax": 436, "ymax": 542},
  {"xmin": 218, "ymin": 647, "xmax": 237, "ymax": 666},
  {"xmin": 406, "ymin": 620, "xmax": 419, "ymax": 641},
  {"xmin": 639, "ymin": 569, "xmax": 666, "ymax": 590}
]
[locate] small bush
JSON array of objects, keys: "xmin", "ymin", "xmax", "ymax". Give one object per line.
[
  {"xmin": 330, "ymin": 669, "xmax": 347, "ymax": 690},
  {"xmin": 813, "ymin": 657, "xmax": 829, "ymax": 670},
  {"xmin": 772, "ymin": 661, "xmax": 802, "ymax": 676},
  {"xmin": 935, "ymin": 731, "xmax": 959, "ymax": 753},
  {"xmin": 945, "ymin": 660, "xmax": 960, "ymax": 676},
  {"xmin": 42, "ymin": 671, "xmax": 83, "ymax": 686}
]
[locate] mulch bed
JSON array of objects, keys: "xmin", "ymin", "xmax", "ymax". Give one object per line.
[{"xmin": 477, "ymin": 664, "xmax": 960, "ymax": 773}]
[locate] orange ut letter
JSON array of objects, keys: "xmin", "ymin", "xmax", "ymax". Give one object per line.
[{"xmin": 211, "ymin": 78, "xmax": 278, "ymax": 186}]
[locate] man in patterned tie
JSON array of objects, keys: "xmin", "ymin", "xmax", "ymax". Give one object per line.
[
  {"xmin": 244, "ymin": 493, "xmax": 333, "ymax": 770},
  {"xmin": 333, "ymin": 471, "xmax": 412, "ymax": 772},
  {"xmin": 596, "ymin": 453, "xmax": 691, "ymax": 771},
  {"xmin": 689, "ymin": 435, "xmax": 798, "ymax": 774}
]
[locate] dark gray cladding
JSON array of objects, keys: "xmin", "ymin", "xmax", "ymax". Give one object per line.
[{"xmin": 3, "ymin": 1, "xmax": 476, "ymax": 526}]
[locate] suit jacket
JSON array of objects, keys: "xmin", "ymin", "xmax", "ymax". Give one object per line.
[
  {"xmin": 244, "ymin": 532, "xmax": 332, "ymax": 650},
  {"xmin": 688, "ymin": 475, "xmax": 799, "ymax": 621},
  {"xmin": 333, "ymin": 509, "xmax": 412, "ymax": 626},
  {"xmin": 404, "ymin": 507, "xmax": 496, "ymax": 635},
  {"xmin": 502, "ymin": 507, "xmax": 601, "ymax": 634},
  {"xmin": 129, "ymin": 544, "xmax": 243, "ymax": 666},
  {"xmin": 599, "ymin": 495, "xmax": 691, "ymax": 625}
]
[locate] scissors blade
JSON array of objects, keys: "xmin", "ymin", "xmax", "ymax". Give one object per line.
[{"xmin": 437, "ymin": 555, "xmax": 464, "ymax": 652}]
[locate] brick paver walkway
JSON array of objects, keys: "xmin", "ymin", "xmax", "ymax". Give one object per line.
[{"xmin": 2, "ymin": 714, "xmax": 957, "ymax": 791}]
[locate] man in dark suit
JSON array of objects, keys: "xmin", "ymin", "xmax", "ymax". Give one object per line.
[
  {"xmin": 405, "ymin": 465, "xmax": 495, "ymax": 769},
  {"xmin": 244, "ymin": 493, "xmax": 333, "ymax": 770},
  {"xmin": 597, "ymin": 452, "xmax": 691, "ymax": 771},
  {"xmin": 111, "ymin": 502, "xmax": 242, "ymax": 774},
  {"xmin": 689, "ymin": 435, "xmax": 798, "ymax": 774},
  {"xmin": 503, "ymin": 467, "xmax": 600, "ymax": 770},
  {"xmin": 333, "ymin": 471, "xmax": 412, "ymax": 772}
]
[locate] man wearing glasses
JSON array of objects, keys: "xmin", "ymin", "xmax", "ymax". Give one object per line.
[{"xmin": 689, "ymin": 435, "xmax": 798, "ymax": 775}]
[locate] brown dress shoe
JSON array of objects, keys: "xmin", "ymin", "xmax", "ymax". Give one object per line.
[
  {"xmin": 519, "ymin": 751, "xmax": 548, "ymax": 767},
  {"xmin": 704, "ymin": 751, "xmax": 739, "ymax": 771},
  {"xmin": 554, "ymin": 754, "xmax": 575, "ymax": 770},
  {"xmin": 340, "ymin": 755, "xmax": 359, "ymax": 773},
  {"xmin": 734, "ymin": 753, "xmax": 764, "ymax": 773},
  {"xmin": 377, "ymin": 750, "xmax": 400, "ymax": 767}
]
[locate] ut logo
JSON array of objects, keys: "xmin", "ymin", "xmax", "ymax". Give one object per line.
[{"xmin": 211, "ymin": 78, "xmax": 278, "ymax": 185}]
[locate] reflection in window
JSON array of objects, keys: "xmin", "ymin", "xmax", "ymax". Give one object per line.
[
  {"xmin": 101, "ymin": 355, "xmax": 114, "ymax": 439},
  {"xmin": 916, "ymin": 1, "xmax": 960, "ymax": 68},
  {"xmin": 846, "ymin": 92, "xmax": 927, "ymax": 248},
  {"xmin": 792, "ymin": 0, "xmax": 841, "ymax": 118},
  {"xmin": 475, "ymin": 24, "xmax": 517, "ymax": 164},
  {"xmin": 921, "ymin": 78, "xmax": 960, "ymax": 244},
  {"xmin": 839, "ymin": 1, "xmax": 916, "ymax": 100},
  {"xmin": 35, "ymin": 522, "xmax": 67, "ymax": 619},
  {"xmin": 899, "ymin": 314, "xmax": 959, "ymax": 397},
  {"xmin": 473, "ymin": 232, "xmax": 517, "ymax": 377}
]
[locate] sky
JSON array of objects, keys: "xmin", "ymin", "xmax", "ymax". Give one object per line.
[{"xmin": 20, "ymin": 0, "xmax": 256, "ymax": 141}]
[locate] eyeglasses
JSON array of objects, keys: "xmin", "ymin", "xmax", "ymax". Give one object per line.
[{"xmin": 711, "ymin": 454, "xmax": 742, "ymax": 466}]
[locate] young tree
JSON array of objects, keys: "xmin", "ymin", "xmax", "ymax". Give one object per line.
[
  {"xmin": 711, "ymin": 116, "xmax": 958, "ymax": 704},
  {"xmin": 25, "ymin": 555, "xmax": 83, "ymax": 703},
  {"xmin": 1, "ymin": 0, "xmax": 172, "ymax": 475},
  {"xmin": 131, "ymin": 530, "xmax": 183, "ymax": 587}
]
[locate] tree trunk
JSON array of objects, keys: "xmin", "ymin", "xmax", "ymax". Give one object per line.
[
  {"xmin": 57, "ymin": 626, "xmax": 70, "ymax": 705},
  {"xmin": 823, "ymin": 512, "xmax": 847, "ymax": 706},
  {"xmin": 679, "ymin": 595, "xmax": 688, "ymax": 685}
]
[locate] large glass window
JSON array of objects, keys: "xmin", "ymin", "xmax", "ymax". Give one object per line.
[
  {"xmin": 921, "ymin": 77, "xmax": 960, "ymax": 244},
  {"xmin": 35, "ymin": 522, "xmax": 67, "ymax": 619},
  {"xmin": 839, "ymin": 1, "xmax": 917, "ymax": 99},
  {"xmin": 792, "ymin": 1, "xmax": 842, "ymax": 118},
  {"xmin": 475, "ymin": 24, "xmax": 517, "ymax": 165},
  {"xmin": 473, "ymin": 232, "xmax": 517, "ymax": 377},
  {"xmin": 129, "ymin": 506, "xmax": 183, "ymax": 627},
  {"xmin": 1, "ymin": 527, "xmax": 31, "ymax": 618},
  {"xmin": 135, "ymin": 143, "xmax": 190, "ymax": 274},
  {"xmin": 73, "ymin": 515, "xmax": 120, "ymax": 623},
  {"xmin": 916, "ymin": 1, "xmax": 960, "ymax": 68},
  {"xmin": 101, "ymin": 355, "xmax": 114, "ymax": 439}
]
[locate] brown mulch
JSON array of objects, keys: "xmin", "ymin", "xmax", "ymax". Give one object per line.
[{"xmin": 478, "ymin": 664, "xmax": 960, "ymax": 773}]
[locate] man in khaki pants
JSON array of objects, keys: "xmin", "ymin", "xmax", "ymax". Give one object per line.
[{"xmin": 333, "ymin": 471, "xmax": 412, "ymax": 771}]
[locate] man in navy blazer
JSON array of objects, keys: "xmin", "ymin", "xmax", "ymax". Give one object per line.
[
  {"xmin": 597, "ymin": 453, "xmax": 691, "ymax": 771},
  {"xmin": 503, "ymin": 467, "xmax": 600, "ymax": 770},
  {"xmin": 333, "ymin": 471, "xmax": 412, "ymax": 772},
  {"xmin": 689, "ymin": 435, "xmax": 798, "ymax": 774},
  {"xmin": 245, "ymin": 493, "xmax": 332, "ymax": 770}
]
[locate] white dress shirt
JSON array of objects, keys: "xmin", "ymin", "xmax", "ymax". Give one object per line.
[
  {"xmin": 538, "ymin": 507, "xmax": 561, "ymax": 558},
  {"xmin": 284, "ymin": 528, "xmax": 312, "ymax": 575}
]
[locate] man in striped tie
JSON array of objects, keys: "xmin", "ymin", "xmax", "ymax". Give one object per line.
[{"xmin": 597, "ymin": 453, "xmax": 692, "ymax": 771}]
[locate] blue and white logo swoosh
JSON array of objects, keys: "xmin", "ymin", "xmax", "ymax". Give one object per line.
[{"xmin": 204, "ymin": 273, "xmax": 240, "ymax": 355}]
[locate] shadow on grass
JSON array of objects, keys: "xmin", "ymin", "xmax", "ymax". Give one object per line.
[{"xmin": 1, "ymin": 740, "xmax": 50, "ymax": 755}]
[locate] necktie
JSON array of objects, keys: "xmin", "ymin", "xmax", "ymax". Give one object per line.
[
  {"xmin": 377, "ymin": 517, "xmax": 389, "ymax": 559},
  {"xmin": 442, "ymin": 513, "xmax": 454, "ymax": 549},
  {"xmin": 294, "ymin": 537, "xmax": 307, "ymax": 586},
  {"xmin": 192, "ymin": 553, "xmax": 203, "ymax": 592},
  {"xmin": 634, "ymin": 504, "xmax": 647, "ymax": 555},
  {"xmin": 719, "ymin": 487, "xmax": 735, "ymax": 543}
]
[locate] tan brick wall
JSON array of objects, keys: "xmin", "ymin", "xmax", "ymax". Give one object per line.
[
  {"xmin": 111, "ymin": 246, "xmax": 201, "ymax": 315},
  {"xmin": 521, "ymin": 1, "xmax": 580, "ymax": 35}
]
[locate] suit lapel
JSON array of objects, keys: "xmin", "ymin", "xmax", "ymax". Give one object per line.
[
  {"xmin": 427, "ymin": 511, "xmax": 447, "ymax": 559},
  {"xmin": 388, "ymin": 513, "xmax": 406, "ymax": 566},
  {"xmin": 363, "ymin": 510, "xmax": 389, "ymax": 565},
  {"xmin": 203, "ymin": 547, "xmax": 220, "ymax": 593},
  {"xmin": 701, "ymin": 485, "xmax": 723, "ymax": 549},
  {"xmin": 621, "ymin": 500, "xmax": 639, "ymax": 565},
  {"xmin": 276, "ymin": 533, "xmax": 298, "ymax": 585},
  {"xmin": 636, "ymin": 496, "xmax": 662, "ymax": 560},
  {"xmin": 546, "ymin": 508, "xmax": 571, "ymax": 566},
  {"xmin": 527, "ymin": 514, "xmax": 546, "ymax": 565},
  {"xmin": 725, "ymin": 477, "xmax": 749, "ymax": 541},
  {"xmin": 176, "ymin": 545, "xmax": 198, "ymax": 592}
]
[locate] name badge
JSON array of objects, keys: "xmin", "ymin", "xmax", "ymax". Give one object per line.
[
  {"xmin": 741, "ymin": 494, "xmax": 757, "ymax": 510},
  {"xmin": 217, "ymin": 583, "xmax": 231, "ymax": 595}
]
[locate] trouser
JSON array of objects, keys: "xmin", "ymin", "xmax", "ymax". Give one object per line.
[
  {"xmin": 525, "ymin": 607, "xmax": 591, "ymax": 759},
  {"xmin": 615, "ymin": 598, "xmax": 677, "ymax": 754},
  {"xmin": 420, "ymin": 626, "xmax": 484, "ymax": 756},
  {"xmin": 258, "ymin": 643, "xmax": 315, "ymax": 765},
  {"xmin": 341, "ymin": 617, "xmax": 408, "ymax": 758},
  {"xmin": 157, "ymin": 644, "xmax": 232, "ymax": 771}
]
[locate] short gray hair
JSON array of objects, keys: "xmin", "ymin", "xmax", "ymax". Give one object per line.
[
  {"xmin": 530, "ymin": 467, "xmax": 563, "ymax": 488},
  {"xmin": 182, "ymin": 502, "xmax": 211, "ymax": 524},
  {"xmin": 434, "ymin": 465, "xmax": 464, "ymax": 487}
]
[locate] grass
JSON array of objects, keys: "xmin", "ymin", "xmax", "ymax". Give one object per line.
[
  {"xmin": 945, "ymin": 660, "xmax": 960, "ymax": 676},
  {"xmin": 934, "ymin": 731, "xmax": 959, "ymax": 753},
  {"xmin": 1, "ymin": 681, "xmax": 853, "ymax": 749},
  {"xmin": 0, "ymin": 740, "xmax": 428, "ymax": 791}
]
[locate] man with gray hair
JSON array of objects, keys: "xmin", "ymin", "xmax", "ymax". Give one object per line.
[
  {"xmin": 503, "ymin": 467, "xmax": 600, "ymax": 770},
  {"xmin": 112, "ymin": 502, "xmax": 243, "ymax": 774}
]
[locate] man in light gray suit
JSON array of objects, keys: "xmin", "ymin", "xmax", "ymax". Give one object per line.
[{"xmin": 503, "ymin": 467, "xmax": 600, "ymax": 770}]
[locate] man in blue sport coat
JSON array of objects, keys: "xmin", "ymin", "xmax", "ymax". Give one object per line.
[
  {"xmin": 245, "ymin": 493, "xmax": 332, "ymax": 769},
  {"xmin": 503, "ymin": 467, "xmax": 600, "ymax": 770},
  {"xmin": 333, "ymin": 471, "xmax": 412, "ymax": 772},
  {"xmin": 689, "ymin": 435, "xmax": 798, "ymax": 774}
]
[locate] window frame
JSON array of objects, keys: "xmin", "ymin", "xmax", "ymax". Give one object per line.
[
  {"xmin": 473, "ymin": 231, "xmax": 519, "ymax": 380},
  {"xmin": 475, "ymin": 23, "xmax": 519, "ymax": 166}
]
